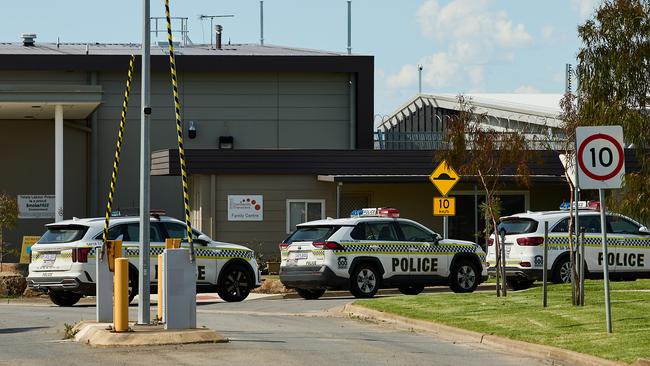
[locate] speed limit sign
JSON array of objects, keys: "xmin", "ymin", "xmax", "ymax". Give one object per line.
[{"xmin": 576, "ymin": 126, "xmax": 625, "ymax": 190}]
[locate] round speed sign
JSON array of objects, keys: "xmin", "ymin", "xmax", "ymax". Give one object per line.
[{"xmin": 575, "ymin": 126, "xmax": 625, "ymax": 190}]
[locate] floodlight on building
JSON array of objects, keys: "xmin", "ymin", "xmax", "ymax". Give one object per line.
[{"xmin": 219, "ymin": 136, "xmax": 234, "ymax": 149}]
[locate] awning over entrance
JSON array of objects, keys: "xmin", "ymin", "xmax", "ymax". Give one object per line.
[
  {"xmin": 317, "ymin": 174, "xmax": 567, "ymax": 183},
  {"xmin": 0, "ymin": 84, "xmax": 102, "ymax": 119}
]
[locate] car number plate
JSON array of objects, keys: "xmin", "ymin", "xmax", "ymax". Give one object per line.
[
  {"xmin": 293, "ymin": 252, "xmax": 308, "ymax": 260},
  {"xmin": 42, "ymin": 253, "xmax": 57, "ymax": 266}
]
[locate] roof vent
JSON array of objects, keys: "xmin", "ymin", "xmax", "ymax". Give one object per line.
[
  {"xmin": 21, "ymin": 33, "xmax": 36, "ymax": 46},
  {"xmin": 215, "ymin": 25, "xmax": 223, "ymax": 50}
]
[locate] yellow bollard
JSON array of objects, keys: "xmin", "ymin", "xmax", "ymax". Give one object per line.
[
  {"xmin": 165, "ymin": 238, "xmax": 181, "ymax": 249},
  {"xmin": 113, "ymin": 257, "xmax": 129, "ymax": 332},
  {"xmin": 157, "ymin": 254, "xmax": 163, "ymax": 321}
]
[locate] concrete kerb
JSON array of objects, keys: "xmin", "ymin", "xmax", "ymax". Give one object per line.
[
  {"xmin": 342, "ymin": 304, "xmax": 626, "ymax": 366},
  {"xmin": 73, "ymin": 321, "xmax": 227, "ymax": 347}
]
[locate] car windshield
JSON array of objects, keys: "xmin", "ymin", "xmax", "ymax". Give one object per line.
[
  {"xmin": 497, "ymin": 218, "xmax": 538, "ymax": 235},
  {"xmin": 285, "ymin": 226, "xmax": 341, "ymax": 244},
  {"xmin": 39, "ymin": 225, "xmax": 89, "ymax": 244}
]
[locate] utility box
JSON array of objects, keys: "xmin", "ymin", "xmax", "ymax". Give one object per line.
[{"xmin": 163, "ymin": 248, "xmax": 196, "ymax": 330}]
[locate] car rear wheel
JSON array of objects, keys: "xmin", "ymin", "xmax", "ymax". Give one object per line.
[
  {"xmin": 398, "ymin": 285, "xmax": 424, "ymax": 295},
  {"xmin": 49, "ymin": 291, "xmax": 82, "ymax": 307},
  {"xmin": 350, "ymin": 263, "xmax": 381, "ymax": 298},
  {"xmin": 552, "ymin": 257, "xmax": 571, "ymax": 284},
  {"xmin": 507, "ymin": 279, "xmax": 534, "ymax": 291},
  {"xmin": 449, "ymin": 259, "xmax": 479, "ymax": 293},
  {"xmin": 296, "ymin": 288, "xmax": 326, "ymax": 300},
  {"xmin": 218, "ymin": 264, "xmax": 252, "ymax": 302}
]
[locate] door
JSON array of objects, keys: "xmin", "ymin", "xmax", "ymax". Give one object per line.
[
  {"xmin": 397, "ymin": 221, "xmax": 447, "ymax": 283},
  {"xmin": 160, "ymin": 222, "xmax": 214, "ymax": 284},
  {"xmin": 118, "ymin": 222, "xmax": 165, "ymax": 282},
  {"xmin": 607, "ymin": 215, "xmax": 648, "ymax": 276},
  {"xmin": 577, "ymin": 214, "xmax": 611, "ymax": 274},
  {"xmin": 350, "ymin": 221, "xmax": 402, "ymax": 281}
]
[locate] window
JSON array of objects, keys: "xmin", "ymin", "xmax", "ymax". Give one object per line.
[
  {"xmin": 498, "ymin": 218, "xmax": 538, "ymax": 235},
  {"xmin": 39, "ymin": 225, "xmax": 88, "ymax": 244},
  {"xmin": 285, "ymin": 226, "xmax": 341, "ymax": 244},
  {"xmin": 286, "ymin": 200, "xmax": 325, "ymax": 233},
  {"xmin": 608, "ymin": 216, "xmax": 640, "ymax": 235},
  {"xmin": 350, "ymin": 222, "xmax": 398, "ymax": 241},
  {"xmin": 551, "ymin": 216, "xmax": 601, "ymax": 234},
  {"xmin": 123, "ymin": 223, "xmax": 163, "ymax": 242},
  {"xmin": 161, "ymin": 222, "xmax": 204, "ymax": 242},
  {"xmin": 399, "ymin": 222, "xmax": 435, "ymax": 242}
]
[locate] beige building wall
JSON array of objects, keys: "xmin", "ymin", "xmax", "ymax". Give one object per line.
[{"xmin": 0, "ymin": 120, "xmax": 88, "ymax": 259}]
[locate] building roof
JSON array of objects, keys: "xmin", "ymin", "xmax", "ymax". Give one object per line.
[
  {"xmin": 378, "ymin": 93, "xmax": 565, "ymax": 131},
  {"xmin": 0, "ymin": 42, "xmax": 353, "ymax": 57}
]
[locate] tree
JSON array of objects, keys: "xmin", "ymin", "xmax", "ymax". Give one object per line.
[
  {"xmin": 0, "ymin": 193, "xmax": 18, "ymax": 266},
  {"xmin": 437, "ymin": 96, "xmax": 532, "ymax": 297},
  {"xmin": 577, "ymin": 0, "xmax": 650, "ymax": 226}
]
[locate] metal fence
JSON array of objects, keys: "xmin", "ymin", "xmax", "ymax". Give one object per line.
[{"xmin": 374, "ymin": 131, "xmax": 567, "ymax": 150}]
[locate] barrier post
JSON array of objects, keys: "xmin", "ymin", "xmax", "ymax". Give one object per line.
[
  {"xmin": 157, "ymin": 254, "xmax": 163, "ymax": 321},
  {"xmin": 114, "ymin": 258, "xmax": 129, "ymax": 332}
]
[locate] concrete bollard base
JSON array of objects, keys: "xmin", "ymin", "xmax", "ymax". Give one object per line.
[{"xmin": 73, "ymin": 321, "xmax": 227, "ymax": 347}]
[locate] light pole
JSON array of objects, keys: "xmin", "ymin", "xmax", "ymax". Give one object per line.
[{"xmin": 418, "ymin": 64, "xmax": 423, "ymax": 93}]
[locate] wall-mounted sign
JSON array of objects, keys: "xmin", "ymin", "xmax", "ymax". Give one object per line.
[
  {"xmin": 17, "ymin": 195, "xmax": 55, "ymax": 219},
  {"xmin": 228, "ymin": 195, "xmax": 263, "ymax": 221}
]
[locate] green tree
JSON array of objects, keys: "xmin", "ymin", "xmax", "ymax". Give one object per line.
[
  {"xmin": 0, "ymin": 193, "xmax": 18, "ymax": 266},
  {"xmin": 437, "ymin": 96, "xmax": 532, "ymax": 297},
  {"xmin": 577, "ymin": 0, "xmax": 650, "ymax": 226}
]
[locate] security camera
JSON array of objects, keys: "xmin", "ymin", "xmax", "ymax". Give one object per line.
[{"xmin": 188, "ymin": 120, "xmax": 197, "ymax": 139}]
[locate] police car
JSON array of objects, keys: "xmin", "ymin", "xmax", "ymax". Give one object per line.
[
  {"xmin": 27, "ymin": 214, "xmax": 261, "ymax": 306},
  {"xmin": 487, "ymin": 201, "xmax": 650, "ymax": 290},
  {"xmin": 279, "ymin": 208, "xmax": 488, "ymax": 299}
]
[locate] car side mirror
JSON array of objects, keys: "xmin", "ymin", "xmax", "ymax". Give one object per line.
[
  {"xmin": 195, "ymin": 234, "xmax": 211, "ymax": 245},
  {"xmin": 433, "ymin": 234, "xmax": 442, "ymax": 244},
  {"xmin": 640, "ymin": 226, "xmax": 650, "ymax": 235}
]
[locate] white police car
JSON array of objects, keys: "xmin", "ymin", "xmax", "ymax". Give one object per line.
[
  {"xmin": 487, "ymin": 201, "xmax": 650, "ymax": 290},
  {"xmin": 27, "ymin": 214, "xmax": 261, "ymax": 306},
  {"xmin": 279, "ymin": 208, "xmax": 488, "ymax": 299}
]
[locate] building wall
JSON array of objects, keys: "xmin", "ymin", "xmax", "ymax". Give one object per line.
[
  {"xmin": 0, "ymin": 119, "xmax": 87, "ymax": 259},
  {"xmin": 189, "ymin": 174, "xmax": 336, "ymax": 258},
  {"xmin": 95, "ymin": 70, "xmax": 352, "ymax": 219}
]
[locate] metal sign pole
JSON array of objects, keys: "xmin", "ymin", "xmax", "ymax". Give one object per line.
[
  {"xmin": 543, "ymin": 221, "xmax": 548, "ymax": 307},
  {"xmin": 580, "ymin": 227, "xmax": 586, "ymax": 306},
  {"xmin": 599, "ymin": 189, "xmax": 612, "ymax": 333},
  {"xmin": 138, "ymin": 0, "xmax": 152, "ymax": 325},
  {"xmin": 443, "ymin": 215, "xmax": 448, "ymax": 239}
]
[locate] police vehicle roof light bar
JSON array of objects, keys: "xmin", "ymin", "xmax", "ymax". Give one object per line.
[
  {"xmin": 350, "ymin": 207, "xmax": 400, "ymax": 218},
  {"xmin": 559, "ymin": 201, "xmax": 600, "ymax": 211}
]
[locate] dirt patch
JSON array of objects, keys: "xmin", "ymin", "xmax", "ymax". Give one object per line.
[
  {"xmin": 0, "ymin": 272, "xmax": 27, "ymax": 296},
  {"xmin": 252, "ymin": 279, "xmax": 294, "ymax": 294}
]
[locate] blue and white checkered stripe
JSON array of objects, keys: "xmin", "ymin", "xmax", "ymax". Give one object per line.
[
  {"xmin": 88, "ymin": 246, "xmax": 253, "ymax": 260},
  {"xmin": 338, "ymin": 241, "xmax": 480, "ymax": 255},
  {"xmin": 547, "ymin": 236, "xmax": 650, "ymax": 248}
]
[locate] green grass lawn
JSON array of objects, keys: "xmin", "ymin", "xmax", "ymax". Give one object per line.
[{"xmin": 355, "ymin": 279, "xmax": 650, "ymax": 364}]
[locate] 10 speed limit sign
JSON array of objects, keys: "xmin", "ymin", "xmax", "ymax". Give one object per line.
[{"xmin": 576, "ymin": 126, "xmax": 625, "ymax": 190}]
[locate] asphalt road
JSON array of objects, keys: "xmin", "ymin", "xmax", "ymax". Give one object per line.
[{"xmin": 0, "ymin": 295, "xmax": 551, "ymax": 366}]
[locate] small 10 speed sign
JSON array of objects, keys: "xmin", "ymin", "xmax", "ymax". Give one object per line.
[{"xmin": 576, "ymin": 126, "xmax": 625, "ymax": 190}]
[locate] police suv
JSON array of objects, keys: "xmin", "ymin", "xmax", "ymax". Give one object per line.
[
  {"xmin": 279, "ymin": 208, "xmax": 487, "ymax": 299},
  {"xmin": 27, "ymin": 215, "xmax": 261, "ymax": 306},
  {"xmin": 487, "ymin": 201, "xmax": 650, "ymax": 290}
]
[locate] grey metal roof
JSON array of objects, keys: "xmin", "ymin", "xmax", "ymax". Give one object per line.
[{"xmin": 0, "ymin": 42, "xmax": 353, "ymax": 57}]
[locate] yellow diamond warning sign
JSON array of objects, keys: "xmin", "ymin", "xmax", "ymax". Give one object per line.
[
  {"xmin": 433, "ymin": 197, "xmax": 455, "ymax": 216},
  {"xmin": 429, "ymin": 160, "xmax": 460, "ymax": 196}
]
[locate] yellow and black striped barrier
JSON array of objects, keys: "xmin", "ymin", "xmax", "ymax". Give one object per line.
[
  {"xmin": 101, "ymin": 54, "xmax": 136, "ymax": 260},
  {"xmin": 164, "ymin": 0, "xmax": 195, "ymax": 263}
]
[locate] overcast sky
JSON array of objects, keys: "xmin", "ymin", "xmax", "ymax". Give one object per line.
[{"xmin": 0, "ymin": 0, "xmax": 600, "ymax": 122}]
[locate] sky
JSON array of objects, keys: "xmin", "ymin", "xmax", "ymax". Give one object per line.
[{"xmin": 0, "ymin": 0, "xmax": 601, "ymax": 122}]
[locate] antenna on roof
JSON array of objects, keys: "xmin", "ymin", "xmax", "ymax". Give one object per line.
[
  {"xmin": 199, "ymin": 14, "xmax": 234, "ymax": 48},
  {"xmin": 57, "ymin": 37, "xmax": 60, "ymax": 48}
]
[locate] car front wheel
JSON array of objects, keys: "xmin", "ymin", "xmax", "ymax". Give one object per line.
[
  {"xmin": 296, "ymin": 288, "xmax": 326, "ymax": 300},
  {"xmin": 49, "ymin": 291, "xmax": 82, "ymax": 307},
  {"xmin": 218, "ymin": 264, "xmax": 253, "ymax": 302},
  {"xmin": 449, "ymin": 259, "xmax": 479, "ymax": 293}
]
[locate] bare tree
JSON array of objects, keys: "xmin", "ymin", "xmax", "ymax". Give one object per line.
[
  {"xmin": 437, "ymin": 96, "xmax": 532, "ymax": 296},
  {"xmin": 0, "ymin": 193, "xmax": 18, "ymax": 269}
]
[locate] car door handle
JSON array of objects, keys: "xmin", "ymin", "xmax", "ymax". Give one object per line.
[
  {"xmin": 409, "ymin": 247, "xmax": 418, "ymax": 252},
  {"xmin": 369, "ymin": 245, "xmax": 380, "ymax": 249}
]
